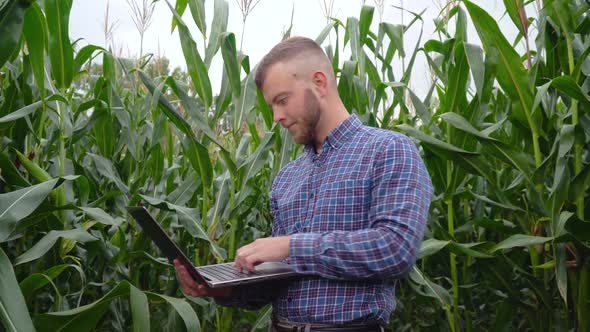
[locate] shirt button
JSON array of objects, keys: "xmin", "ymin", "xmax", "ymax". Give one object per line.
[{"xmin": 287, "ymin": 297, "xmax": 293, "ymax": 303}]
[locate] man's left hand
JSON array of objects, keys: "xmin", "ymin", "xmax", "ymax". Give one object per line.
[{"xmin": 233, "ymin": 236, "xmax": 291, "ymax": 272}]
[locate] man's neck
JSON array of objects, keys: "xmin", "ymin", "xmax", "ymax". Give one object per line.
[{"xmin": 313, "ymin": 105, "xmax": 349, "ymax": 152}]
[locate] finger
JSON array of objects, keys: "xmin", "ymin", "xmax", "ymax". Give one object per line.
[
  {"xmin": 177, "ymin": 266, "xmax": 201, "ymax": 294},
  {"xmin": 233, "ymin": 252, "xmax": 249, "ymax": 272},
  {"xmin": 235, "ymin": 243, "xmax": 255, "ymax": 259},
  {"xmin": 234, "ymin": 246, "xmax": 255, "ymax": 271},
  {"xmin": 233, "ymin": 258, "xmax": 247, "ymax": 273},
  {"xmin": 244, "ymin": 255, "xmax": 259, "ymax": 272},
  {"xmin": 177, "ymin": 266, "xmax": 211, "ymax": 297}
]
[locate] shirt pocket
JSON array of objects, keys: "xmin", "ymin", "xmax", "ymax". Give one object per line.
[{"xmin": 313, "ymin": 178, "xmax": 371, "ymax": 232}]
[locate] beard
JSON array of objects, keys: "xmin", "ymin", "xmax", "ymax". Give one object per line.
[{"xmin": 292, "ymin": 88, "xmax": 322, "ymax": 146}]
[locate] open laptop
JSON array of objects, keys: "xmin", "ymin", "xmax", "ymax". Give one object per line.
[{"xmin": 126, "ymin": 206, "xmax": 297, "ymax": 288}]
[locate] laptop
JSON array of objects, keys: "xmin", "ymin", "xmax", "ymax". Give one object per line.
[{"xmin": 126, "ymin": 206, "xmax": 297, "ymax": 288}]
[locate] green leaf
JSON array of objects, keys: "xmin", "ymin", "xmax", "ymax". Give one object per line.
[
  {"xmin": 315, "ymin": 22, "xmax": 335, "ymax": 45},
  {"xmin": 139, "ymin": 196, "xmax": 227, "ymax": 260},
  {"xmin": 204, "ymin": 0, "xmax": 229, "ymax": 68},
  {"xmin": 381, "ymin": 22, "xmax": 405, "ymax": 58},
  {"xmin": 249, "ymin": 305, "xmax": 272, "ymax": 331},
  {"xmin": 0, "ymin": 178, "xmax": 60, "ymax": 242},
  {"xmin": 396, "ymin": 124, "xmax": 479, "ymax": 156},
  {"xmin": 0, "ymin": 0, "xmax": 30, "ymax": 68},
  {"xmin": 532, "ymin": 260, "xmax": 556, "ymax": 269},
  {"xmin": 474, "ymin": 219, "xmax": 519, "ymax": 235},
  {"xmin": 79, "ymin": 207, "xmax": 118, "ymax": 226},
  {"xmin": 73, "ymin": 44, "xmax": 105, "ymax": 73},
  {"xmin": 489, "ymin": 299, "xmax": 516, "ymax": 332},
  {"xmin": 145, "ymin": 293, "xmax": 200, "ymax": 332},
  {"xmin": 464, "ymin": 43, "xmax": 485, "ymax": 98},
  {"xmin": 15, "ymin": 228, "xmax": 97, "ymax": 265},
  {"xmin": 164, "ymin": 77, "xmax": 221, "ymax": 146},
  {"xmin": 221, "ymin": 32, "xmax": 240, "ymax": 97},
  {"xmin": 23, "ymin": 2, "xmax": 47, "ymax": 98},
  {"xmin": 170, "ymin": 0, "xmax": 187, "ymax": 32},
  {"xmin": 554, "ymin": 243, "xmax": 567, "ymax": 304},
  {"xmin": 45, "ymin": 0, "xmax": 74, "ymax": 89},
  {"xmin": 409, "ymin": 266, "xmax": 452, "ymax": 306},
  {"xmin": 448, "ymin": 242, "xmax": 493, "ymax": 258},
  {"xmin": 166, "ymin": 0, "xmax": 212, "ymax": 110},
  {"xmin": 492, "ymin": 234, "xmax": 553, "ymax": 252},
  {"xmin": 551, "ymin": 76, "xmax": 590, "ymax": 108},
  {"xmin": 445, "ymin": 40, "xmax": 469, "ymax": 114},
  {"xmin": 130, "ymin": 285, "xmax": 150, "ymax": 332},
  {"xmin": 138, "ymin": 71, "xmax": 213, "ymax": 187},
  {"xmin": 569, "ymin": 162, "xmax": 590, "ymax": 202},
  {"xmin": 454, "ymin": 6, "xmax": 468, "ymax": 42},
  {"xmin": 439, "ymin": 112, "xmax": 495, "ymax": 141},
  {"xmin": 0, "ymin": 247, "xmax": 35, "ymax": 332},
  {"xmin": 418, "ymin": 239, "xmax": 450, "ymax": 259},
  {"xmin": 207, "ymin": 172, "xmax": 230, "ymax": 228},
  {"xmin": 234, "ymin": 70, "xmax": 257, "ymax": 133},
  {"xmin": 471, "ymin": 191, "xmax": 523, "ymax": 212},
  {"xmin": 0, "ymin": 99, "xmax": 43, "ymax": 125},
  {"xmin": 86, "ymin": 153, "xmax": 129, "ymax": 194},
  {"xmin": 19, "ymin": 264, "xmax": 71, "ymax": 300},
  {"xmin": 34, "ymin": 281, "xmax": 131, "ymax": 332},
  {"xmin": 554, "ymin": 211, "xmax": 574, "ymax": 240},
  {"xmin": 464, "ymin": 0, "xmax": 537, "ymax": 133},
  {"xmin": 0, "ymin": 150, "xmax": 30, "ymax": 187},
  {"xmin": 238, "ymin": 131, "xmax": 275, "ymax": 196},
  {"xmin": 502, "ymin": 0, "xmax": 526, "ymax": 35},
  {"xmin": 481, "ymin": 141, "xmax": 534, "ymax": 180},
  {"xmin": 358, "ymin": 5, "xmax": 374, "ymax": 46},
  {"xmin": 347, "ymin": 17, "xmax": 364, "ymax": 77},
  {"xmin": 188, "ymin": 0, "xmax": 206, "ymax": 36}
]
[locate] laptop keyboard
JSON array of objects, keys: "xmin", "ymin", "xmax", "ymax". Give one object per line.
[{"xmin": 198, "ymin": 263, "xmax": 265, "ymax": 281}]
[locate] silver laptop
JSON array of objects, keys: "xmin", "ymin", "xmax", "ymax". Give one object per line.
[{"xmin": 126, "ymin": 206, "xmax": 297, "ymax": 288}]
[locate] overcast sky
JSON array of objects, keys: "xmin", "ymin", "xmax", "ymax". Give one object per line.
[{"xmin": 69, "ymin": 0, "xmax": 525, "ymax": 97}]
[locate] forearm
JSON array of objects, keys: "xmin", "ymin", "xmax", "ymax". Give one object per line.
[{"xmin": 288, "ymin": 223, "xmax": 421, "ymax": 280}]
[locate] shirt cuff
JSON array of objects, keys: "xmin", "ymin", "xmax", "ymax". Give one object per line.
[{"xmin": 289, "ymin": 233, "xmax": 322, "ymax": 273}]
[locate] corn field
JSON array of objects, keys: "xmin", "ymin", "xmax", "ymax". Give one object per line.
[{"xmin": 1, "ymin": 0, "xmax": 589, "ymax": 331}]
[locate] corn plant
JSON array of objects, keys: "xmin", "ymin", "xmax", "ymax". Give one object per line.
[{"xmin": 1, "ymin": 0, "xmax": 589, "ymax": 331}]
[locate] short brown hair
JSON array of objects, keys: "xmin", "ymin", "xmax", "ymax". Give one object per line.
[{"xmin": 254, "ymin": 36, "xmax": 327, "ymax": 90}]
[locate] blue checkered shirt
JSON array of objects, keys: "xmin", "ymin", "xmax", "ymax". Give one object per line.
[{"xmin": 217, "ymin": 115, "xmax": 432, "ymax": 325}]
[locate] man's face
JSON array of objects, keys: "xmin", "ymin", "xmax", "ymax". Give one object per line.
[{"xmin": 262, "ymin": 62, "xmax": 322, "ymax": 145}]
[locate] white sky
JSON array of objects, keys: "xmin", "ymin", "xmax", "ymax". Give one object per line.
[{"xmin": 70, "ymin": 0, "xmax": 526, "ymax": 98}]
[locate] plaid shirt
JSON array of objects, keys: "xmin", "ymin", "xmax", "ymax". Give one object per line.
[{"xmin": 217, "ymin": 115, "xmax": 432, "ymax": 325}]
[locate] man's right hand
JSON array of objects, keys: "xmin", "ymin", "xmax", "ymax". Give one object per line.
[{"xmin": 173, "ymin": 259, "xmax": 233, "ymax": 298}]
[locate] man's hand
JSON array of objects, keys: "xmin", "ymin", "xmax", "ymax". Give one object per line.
[
  {"xmin": 173, "ymin": 259, "xmax": 232, "ymax": 298},
  {"xmin": 233, "ymin": 236, "xmax": 291, "ymax": 272}
]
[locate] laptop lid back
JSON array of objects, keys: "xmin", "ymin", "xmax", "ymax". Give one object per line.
[{"xmin": 126, "ymin": 206, "xmax": 204, "ymax": 283}]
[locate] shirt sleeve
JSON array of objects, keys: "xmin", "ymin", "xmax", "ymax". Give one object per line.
[{"xmin": 287, "ymin": 135, "xmax": 433, "ymax": 280}]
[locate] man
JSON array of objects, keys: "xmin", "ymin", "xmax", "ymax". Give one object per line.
[{"xmin": 174, "ymin": 36, "xmax": 433, "ymax": 331}]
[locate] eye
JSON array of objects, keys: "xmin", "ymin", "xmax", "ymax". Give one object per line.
[{"xmin": 277, "ymin": 97, "xmax": 288, "ymax": 106}]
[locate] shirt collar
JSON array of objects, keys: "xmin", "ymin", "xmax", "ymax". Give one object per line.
[{"xmin": 305, "ymin": 114, "xmax": 361, "ymax": 155}]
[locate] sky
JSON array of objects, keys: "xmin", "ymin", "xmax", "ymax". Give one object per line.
[{"xmin": 69, "ymin": 0, "xmax": 528, "ymax": 98}]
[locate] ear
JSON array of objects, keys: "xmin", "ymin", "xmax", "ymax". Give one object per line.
[{"xmin": 311, "ymin": 71, "xmax": 328, "ymax": 97}]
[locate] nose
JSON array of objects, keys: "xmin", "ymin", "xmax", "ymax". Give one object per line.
[{"xmin": 273, "ymin": 108, "xmax": 285, "ymax": 124}]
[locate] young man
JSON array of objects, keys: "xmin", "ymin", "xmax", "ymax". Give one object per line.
[{"xmin": 175, "ymin": 36, "xmax": 433, "ymax": 331}]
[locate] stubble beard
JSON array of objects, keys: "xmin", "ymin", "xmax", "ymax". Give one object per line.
[{"xmin": 293, "ymin": 89, "xmax": 322, "ymax": 146}]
